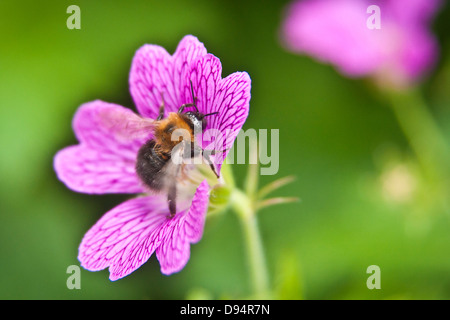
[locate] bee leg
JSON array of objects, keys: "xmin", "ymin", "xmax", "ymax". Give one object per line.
[
  {"xmin": 209, "ymin": 148, "xmax": 230, "ymax": 156},
  {"xmin": 202, "ymin": 149, "xmax": 220, "ymax": 178},
  {"xmin": 167, "ymin": 183, "xmax": 177, "ymax": 218},
  {"xmin": 167, "ymin": 143, "xmax": 184, "ymax": 218},
  {"xmin": 157, "ymin": 106, "xmax": 165, "ymax": 121},
  {"xmin": 177, "ymin": 103, "xmax": 196, "ymax": 114},
  {"xmin": 189, "ymin": 143, "xmax": 219, "ymax": 178},
  {"xmin": 157, "ymin": 93, "xmax": 165, "ymax": 120}
]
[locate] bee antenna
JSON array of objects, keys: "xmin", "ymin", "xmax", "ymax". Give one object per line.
[
  {"xmin": 189, "ymin": 80, "xmax": 200, "ymax": 113},
  {"xmin": 203, "ymin": 112, "xmax": 219, "ymax": 117}
]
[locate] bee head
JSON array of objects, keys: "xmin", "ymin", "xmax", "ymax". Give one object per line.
[
  {"xmin": 185, "ymin": 111, "xmax": 219, "ymax": 132},
  {"xmin": 183, "ymin": 80, "xmax": 219, "ymax": 132}
]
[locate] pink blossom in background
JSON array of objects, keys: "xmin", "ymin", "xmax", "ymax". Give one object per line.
[
  {"xmin": 54, "ymin": 35, "xmax": 251, "ymax": 280},
  {"xmin": 281, "ymin": 0, "xmax": 442, "ymax": 88}
]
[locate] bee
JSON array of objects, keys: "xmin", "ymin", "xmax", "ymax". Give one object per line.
[{"xmin": 135, "ymin": 82, "xmax": 219, "ymax": 217}]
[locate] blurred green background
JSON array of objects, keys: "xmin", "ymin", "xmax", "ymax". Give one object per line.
[{"xmin": 1, "ymin": 0, "xmax": 450, "ymax": 299}]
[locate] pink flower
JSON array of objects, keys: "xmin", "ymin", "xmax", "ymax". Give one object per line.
[
  {"xmin": 54, "ymin": 35, "xmax": 251, "ymax": 280},
  {"xmin": 281, "ymin": 0, "xmax": 442, "ymax": 88}
]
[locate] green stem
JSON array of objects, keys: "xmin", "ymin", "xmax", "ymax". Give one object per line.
[
  {"xmin": 244, "ymin": 135, "xmax": 260, "ymax": 202},
  {"xmin": 244, "ymin": 162, "xmax": 259, "ymax": 201},
  {"xmin": 386, "ymin": 89, "xmax": 450, "ymax": 180},
  {"xmin": 231, "ymin": 189, "xmax": 270, "ymax": 298}
]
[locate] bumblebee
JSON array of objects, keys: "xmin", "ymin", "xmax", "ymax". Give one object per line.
[{"xmin": 135, "ymin": 84, "xmax": 219, "ymax": 217}]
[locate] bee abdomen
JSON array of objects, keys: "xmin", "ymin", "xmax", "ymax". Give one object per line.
[{"xmin": 135, "ymin": 139, "xmax": 170, "ymax": 191}]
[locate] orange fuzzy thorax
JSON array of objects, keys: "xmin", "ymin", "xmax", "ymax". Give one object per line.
[{"xmin": 154, "ymin": 112, "xmax": 194, "ymax": 154}]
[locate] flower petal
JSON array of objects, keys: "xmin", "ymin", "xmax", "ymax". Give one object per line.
[
  {"xmin": 54, "ymin": 100, "xmax": 150, "ymax": 194},
  {"xmin": 78, "ymin": 195, "xmax": 169, "ymax": 281},
  {"xmin": 78, "ymin": 180, "xmax": 210, "ymax": 280},
  {"xmin": 129, "ymin": 37, "xmax": 250, "ymax": 174},
  {"xmin": 189, "ymin": 54, "xmax": 251, "ymax": 169},
  {"xmin": 386, "ymin": 0, "xmax": 442, "ymax": 25},
  {"xmin": 156, "ymin": 180, "xmax": 210, "ymax": 275},
  {"xmin": 188, "ymin": 54, "xmax": 223, "ymax": 118},
  {"xmin": 281, "ymin": 0, "xmax": 441, "ymax": 84},
  {"xmin": 54, "ymin": 145, "xmax": 145, "ymax": 194},
  {"xmin": 207, "ymin": 71, "xmax": 251, "ymax": 166},
  {"xmin": 282, "ymin": 0, "xmax": 384, "ymax": 76},
  {"xmin": 173, "ymin": 35, "xmax": 208, "ymax": 108},
  {"xmin": 395, "ymin": 28, "xmax": 439, "ymax": 81},
  {"xmin": 129, "ymin": 35, "xmax": 207, "ymax": 118},
  {"xmin": 129, "ymin": 44, "xmax": 175, "ymax": 119}
]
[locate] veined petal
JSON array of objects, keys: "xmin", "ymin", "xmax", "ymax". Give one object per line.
[
  {"xmin": 129, "ymin": 35, "xmax": 207, "ymax": 118},
  {"xmin": 78, "ymin": 180, "xmax": 209, "ymax": 280},
  {"xmin": 188, "ymin": 54, "xmax": 223, "ymax": 118},
  {"xmin": 54, "ymin": 145, "xmax": 145, "ymax": 194},
  {"xmin": 54, "ymin": 100, "xmax": 150, "ymax": 194},
  {"xmin": 189, "ymin": 54, "xmax": 251, "ymax": 169},
  {"xmin": 129, "ymin": 44, "xmax": 176, "ymax": 119},
  {"xmin": 78, "ymin": 195, "xmax": 169, "ymax": 281},
  {"xmin": 156, "ymin": 180, "xmax": 210, "ymax": 275},
  {"xmin": 174, "ymin": 35, "xmax": 208, "ymax": 108},
  {"xmin": 208, "ymin": 71, "xmax": 251, "ymax": 166}
]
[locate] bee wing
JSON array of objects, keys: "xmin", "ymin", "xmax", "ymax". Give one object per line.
[
  {"xmin": 123, "ymin": 118, "xmax": 156, "ymax": 140},
  {"xmin": 97, "ymin": 107, "xmax": 156, "ymax": 142}
]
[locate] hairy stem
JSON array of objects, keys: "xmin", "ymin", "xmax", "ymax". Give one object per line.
[{"xmin": 231, "ymin": 189, "xmax": 270, "ymax": 298}]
